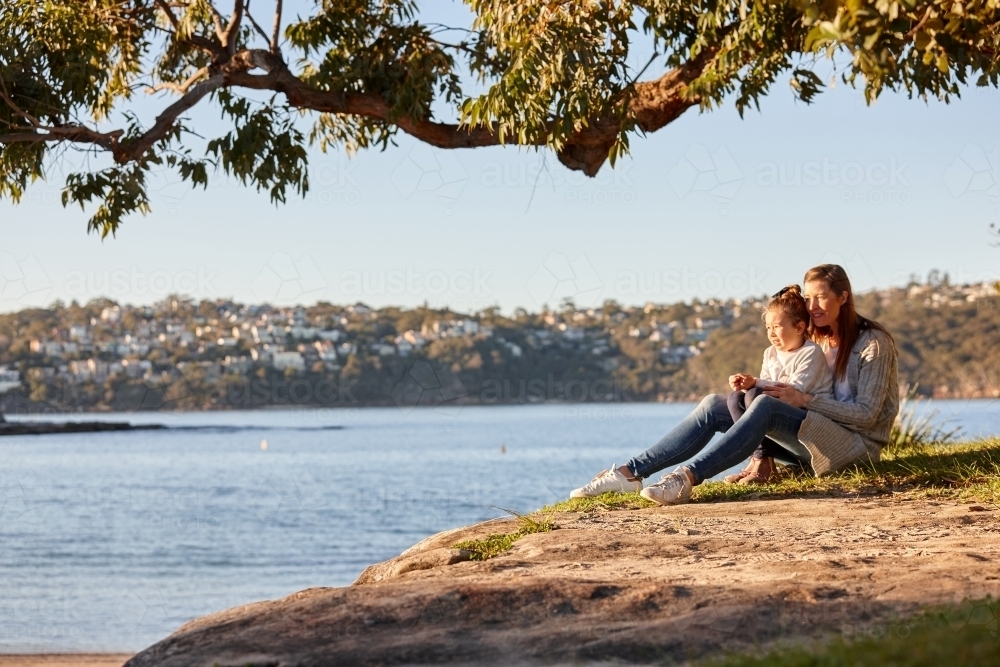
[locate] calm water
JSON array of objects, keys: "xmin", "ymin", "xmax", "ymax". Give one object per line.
[{"xmin": 1, "ymin": 399, "xmax": 997, "ymax": 652}]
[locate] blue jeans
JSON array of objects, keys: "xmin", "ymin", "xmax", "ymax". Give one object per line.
[
  {"xmin": 626, "ymin": 394, "xmax": 812, "ymax": 485},
  {"xmin": 728, "ymin": 388, "xmax": 782, "ymax": 460}
]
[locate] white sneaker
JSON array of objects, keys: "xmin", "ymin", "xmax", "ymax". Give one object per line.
[
  {"xmin": 569, "ymin": 464, "xmax": 642, "ymax": 498},
  {"xmin": 639, "ymin": 467, "xmax": 692, "ymax": 505}
]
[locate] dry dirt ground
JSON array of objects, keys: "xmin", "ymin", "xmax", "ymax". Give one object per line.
[{"xmin": 54, "ymin": 498, "xmax": 1000, "ymax": 666}]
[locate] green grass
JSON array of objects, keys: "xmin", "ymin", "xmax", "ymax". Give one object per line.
[
  {"xmin": 543, "ymin": 439, "xmax": 1000, "ymax": 513},
  {"xmin": 890, "ymin": 384, "xmax": 963, "ymax": 451},
  {"xmin": 702, "ymin": 597, "xmax": 998, "ymax": 667},
  {"xmin": 456, "ymin": 439, "xmax": 999, "ymax": 558},
  {"xmin": 453, "ymin": 513, "xmax": 555, "ymax": 560},
  {"xmin": 540, "ymin": 491, "xmax": 656, "ymax": 514}
]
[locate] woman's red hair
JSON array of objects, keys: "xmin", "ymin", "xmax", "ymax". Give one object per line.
[{"xmin": 803, "ymin": 264, "xmax": 894, "ymax": 380}]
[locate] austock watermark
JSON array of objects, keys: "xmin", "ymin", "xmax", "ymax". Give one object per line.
[
  {"xmin": 944, "ymin": 144, "xmax": 998, "ymax": 200},
  {"xmin": 526, "ymin": 252, "xmax": 604, "ymax": 308},
  {"xmin": 479, "ymin": 155, "xmax": 637, "ymax": 206},
  {"xmin": 479, "ymin": 376, "xmax": 634, "ymax": 406},
  {"xmin": 0, "ymin": 252, "xmax": 53, "ymax": 309},
  {"xmin": 63, "ymin": 265, "xmax": 219, "ymax": 301},
  {"xmin": 392, "ymin": 143, "xmax": 468, "ymax": 214},
  {"xmin": 250, "ymin": 252, "xmax": 328, "ymax": 304},
  {"xmin": 338, "ymin": 265, "xmax": 496, "ymax": 311},
  {"xmin": 668, "ymin": 143, "xmax": 744, "ymax": 211},
  {"xmin": 308, "ymin": 156, "xmax": 364, "ymax": 205},
  {"xmin": 391, "ymin": 361, "xmax": 468, "ymax": 415},
  {"xmin": 755, "ymin": 156, "xmax": 912, "ymax": 206},
  {"xmin": 615, "ymin": 266, "xmax": 770, "ymax": 301},
  {"xmin": 223, "ymin": 376, "xmax": 360, "ymax": 409}
]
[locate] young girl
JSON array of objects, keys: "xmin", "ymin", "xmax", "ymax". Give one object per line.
[{"xmin": 724, "ymin": 285, "xmax": 833, "ymax": 485}]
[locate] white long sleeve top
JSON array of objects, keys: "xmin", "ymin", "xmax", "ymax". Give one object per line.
[{"xmin": 755, "ymin": 340, "xmax": 833, "ymax": 398}]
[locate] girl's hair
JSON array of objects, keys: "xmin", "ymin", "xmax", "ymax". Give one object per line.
[
  {"xmin": 803, "ymin": 263, "xmax": 895, "ymax": 380},
  {"xmin": 762, "ymin": 284, "xmax": 811, "ymax": 333}
]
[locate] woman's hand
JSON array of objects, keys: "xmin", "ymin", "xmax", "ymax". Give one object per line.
[{"xmin": 762, "ymin": 382, "xmax": 812, "ymax": 408}]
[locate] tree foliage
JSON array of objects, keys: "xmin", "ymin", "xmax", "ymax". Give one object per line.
[{"xmin": 1, "ymin": 0, "xmax": 998, "ymax": 235}]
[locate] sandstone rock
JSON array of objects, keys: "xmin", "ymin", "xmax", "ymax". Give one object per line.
[{"xmin": 124, "ymin": 498, "xmax": 1000, "ymax": 667}]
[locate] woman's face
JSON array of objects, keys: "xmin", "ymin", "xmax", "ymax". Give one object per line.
[{"xmin": 803, "ymin": 279, "xmax": 848, "ymax": 330}]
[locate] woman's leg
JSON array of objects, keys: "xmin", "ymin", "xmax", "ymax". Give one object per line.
[
  {"xmin": 625, "ymin": 394, "xmax": 734, "ymax": 479},
  {"xmin": 684, "ymin": 395, "xmax": 809, "ymax": 485}
]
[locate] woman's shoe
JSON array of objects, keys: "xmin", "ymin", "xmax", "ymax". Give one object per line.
[
  {"xmin": 737, "ymin": 456, "xmax": 780, "ymax": 485},
  {"xmin": 723, "ymin": 458, "xmax": 760, "ymax": 484},
  {"xmin": 639, "ymin": 467, "xmax": 692, "ymax": 505}
]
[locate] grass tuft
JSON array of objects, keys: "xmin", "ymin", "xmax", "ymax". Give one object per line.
[
  {"xmin": 889, "ymin": 384, "xmax": 963, "ymax": 452},
  {"xmin": 453, "ymin": 512, "xmax": 555, "ymax": 560},
  {"xmin": 539, "ymin": 491, "xmax": 656, "ymax": 514}
]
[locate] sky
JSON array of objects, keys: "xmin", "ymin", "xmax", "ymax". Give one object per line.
[{"xmin": 1, "ymin": 1, "xmax": 998, "ymax": 315}]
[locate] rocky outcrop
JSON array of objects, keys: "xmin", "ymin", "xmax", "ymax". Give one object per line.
[
  {"xmin": 0, "ymin": 421, "xmax": 164, "ymax": 436},
  {"xmin": 124, "ymin": 498, "xmax": 1000, "ymax": 667}
]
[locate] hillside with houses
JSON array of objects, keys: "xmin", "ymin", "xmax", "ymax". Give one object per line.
[{"xmin": 0, "ymin": 278, "xmax": 997, "ymax": 415}]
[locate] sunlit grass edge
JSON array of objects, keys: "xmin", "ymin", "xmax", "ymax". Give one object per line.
[
  {"xmin": 453, "ymin": 513, "xmax": 555, "ymax": 561},
  {"xmin": 544, "ymin": 439, "xmax": 1000, "ymax": 513}
]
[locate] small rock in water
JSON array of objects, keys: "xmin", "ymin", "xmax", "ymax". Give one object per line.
[
  {"xmin": 261, "ymin": 439, "xmax": 268, "ymax": 451},
  {"xmin": 500, "ymin": 444, "xmax": 506, "ymax": 454}
]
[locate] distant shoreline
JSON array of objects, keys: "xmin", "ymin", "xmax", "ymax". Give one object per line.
[{"xmin": 2, "ymin": 394, "xmax": 999, "ymax": 420}]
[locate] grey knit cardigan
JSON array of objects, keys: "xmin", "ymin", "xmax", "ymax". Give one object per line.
[{"xmin": 797, "ymin": 328, "xmax": 899, "ymax": 475}]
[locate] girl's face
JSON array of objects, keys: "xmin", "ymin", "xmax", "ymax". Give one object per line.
[
  {"xmin": 803, "ymin": 279, "xmax": 848, "ymax": 330},
  {"xmin": 765, "ymin": 310, "xmax": 806, "ymax": 351}
]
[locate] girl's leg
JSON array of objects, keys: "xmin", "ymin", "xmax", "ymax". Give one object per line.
[
  {"xmin": 742, "ymin": 387, "xmax": 781, "ymax": 459},
  {"xmin": 727, "ymin": 390, "xmax": 747, "ymax": 422},
  {"xmin": 625, "ymin": 394, "xmax": 734, "ymax": 479},
  {"xmin": 684, "ymin": 395, "xmax": 809, "ymax": 484}
]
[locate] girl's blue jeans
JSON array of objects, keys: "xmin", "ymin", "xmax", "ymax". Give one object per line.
[{"xmin": 625, "ymin": 394, "xmax": 812, "ymax": 485}]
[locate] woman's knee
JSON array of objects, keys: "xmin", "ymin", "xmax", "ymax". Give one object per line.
[
  {"xmin": 697, "ymin": 393, "xmax": 732, "ymax": 424},
  {"xmin": 700, "ymin": 393, "xmax": 727, "ymax": 410},
  {"xmin": 744, "ymin": 393, "xmax": 779, "ymax": 413}
]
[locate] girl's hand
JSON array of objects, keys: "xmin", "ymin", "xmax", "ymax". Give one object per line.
[
  {"xmin": 762, "ymin": 382, "xmax": 812, "ymax": 408},
  {"xmin": 729, "ymin": 373, "xmax": 754, "ymax": 391}
]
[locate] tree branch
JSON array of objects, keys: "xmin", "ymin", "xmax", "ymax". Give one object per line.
[
  {"xmin": 0, "ymin": 127, "xmax": 125, "ymax": 151},
  {"xmin": 114, "ymin": 74, "xmax": 227, "ymax": 163},
  {"xmin": 2, "ymin": 43, "xmax": 716, "ymax": 177},
  {"xmin": 145, "ymin": 67, "xmax": 210, "ymax": 95},
  {"xmin": 154, "ymin": 0, "xmax": 180, "ymax": 31},
  {"xmin": 244, "ymin": 0, "xmax": 272, "ymax": 45},
  {"xmin": 205, "ymin": 1, "xmax": 228, "ymax": 43},
  {"xmin": 223, "ymin": 0, "xmax": 245, "ymax": 53},
  {"xmin": 228, "ymin": 48, "xmax": 715, "ymax": 175},
  {"xmin": 271, "ymin": 0, "xmax": 282, "ymax": 53}
]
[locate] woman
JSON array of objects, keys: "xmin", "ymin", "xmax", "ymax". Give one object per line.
[{"xmin": 570, "ymin": 264, "xmax": 899, "ymax": 505}]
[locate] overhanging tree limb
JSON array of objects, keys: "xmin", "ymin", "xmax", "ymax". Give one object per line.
[{"xmin": 0, "ymin": 0, "xmax": 997, "ymax": 235}]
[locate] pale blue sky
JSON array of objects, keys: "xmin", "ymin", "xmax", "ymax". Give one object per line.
[{"xmin": 1, "ymin": 1, "xmax": 998, "ymax": 314}]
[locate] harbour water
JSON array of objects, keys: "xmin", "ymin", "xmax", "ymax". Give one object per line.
[{"xmin": 1, "ymin": 399, "xmax": 996, "ymax": 652}]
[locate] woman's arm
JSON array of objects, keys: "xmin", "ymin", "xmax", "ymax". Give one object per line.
[{"xmin": 804, "ymin": 331, "xmax": 896, "ymax": 429}]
